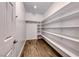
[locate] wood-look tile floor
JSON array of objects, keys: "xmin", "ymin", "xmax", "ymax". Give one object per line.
[{"xmin": 21, "ymin": 39, "xmax": 61, "ymax": 57}]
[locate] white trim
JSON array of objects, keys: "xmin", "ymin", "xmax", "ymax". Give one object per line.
[
  {"xmin": 18, "ymin": 40, "xmax": 27, "ymax": 57},
  {"xmin": 6, "ymin": 48, "xmax": 13, "ymax": 57},
  {"xmin": 4, "ymin": 36, "xmax": 13, "ymax": 42},
  {"xmin": 41, "ymin": 34, "xmax": 78, "ymax": 57},
  {"xmin": 43, "ymin": 31, "xmax": 79, "ymax": 43},
  {"xmin": 42, "ymin": 10, "xmax": 79, "ymax": 25},
  {"xmin": 40, "ymin": 26, "xmax": 79, "ymax": 29},
  {"xmin": 18, "ymin": 38, "xmax": 38, "ymax": 56},
  {"xmin": 42, "ymin": 2, "xmax": 70, "ymax": 22},
  {"xmin": 26, "ymin": 39, "xmax": 38, "ymax": 40}
]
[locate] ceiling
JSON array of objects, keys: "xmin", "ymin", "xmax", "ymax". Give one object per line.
[{"xmin": 23, "ymin": 2, "xmax": 53, "ymax": 15}]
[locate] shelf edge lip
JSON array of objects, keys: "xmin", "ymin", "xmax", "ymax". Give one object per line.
[
  {"xmin": 40, "ymin": 27, "xmax": 79, "ymax": 29},
  {"xmin": 42, "ymin": 2, "xmax": 71, "ymax": 22},
  {"xmin": 42, "ymin": 31, "xmax": 79, "ymax": 43},
  {"xmin": 42, "ymin": 10, "xmax": 79, "ymax": 25},
  {"xmin": 41, "ymin": 34, "xmax": 78, "ymax": 57}
]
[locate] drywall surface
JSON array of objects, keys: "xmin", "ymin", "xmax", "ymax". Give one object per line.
[
  {"xmin": 26, "ymin": 22, "xmax": 38, "ymax": 40},
  {"xmin": 25, "ymin": 12, "xmax": 43, "ymax": 40},
  {"xmin": 14, "ymin": 2, "xmax": 26, "ymax": 56}
]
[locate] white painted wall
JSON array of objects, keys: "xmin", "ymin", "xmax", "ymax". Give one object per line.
[
  {"xmin": 25, "ymin": 12, "xmax": 43, "ymax": 40},
  {"xmin": 13, "ymin": 3, "xmax": 44, "ymax": 56},
  {"xmin": 14, "ymin": 2, "xmax": 26, "ymax": 56},
  {"xmin": 26, "ymin": 22, "xmax": 38, "ymax": 40}
]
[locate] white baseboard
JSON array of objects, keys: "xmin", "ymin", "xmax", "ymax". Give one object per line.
[
  {"xmin": 26, "ymin": 38, "xmax": 38, "ymax": 40},
  {"xmin": 18, "ymin": 38, "xmax": 37, "ymax": 56},
  {"xmin": 18, "ymin": 40, "xmax": 27, "ymax": 57}
]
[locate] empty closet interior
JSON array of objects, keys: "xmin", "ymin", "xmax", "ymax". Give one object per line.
[{"xmin": 0, "ymin": 2, "xmax": 79, "ymax": 57}]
